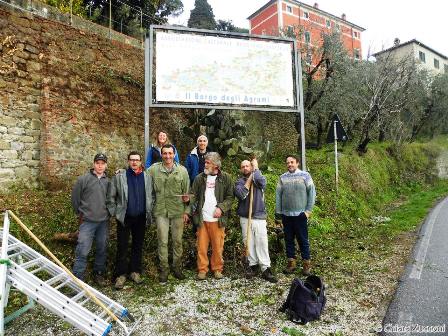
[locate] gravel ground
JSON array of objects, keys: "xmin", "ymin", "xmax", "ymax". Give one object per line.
[{"xmin": 5, "ymin": 232, "xmax": 414, "ymax": 336}]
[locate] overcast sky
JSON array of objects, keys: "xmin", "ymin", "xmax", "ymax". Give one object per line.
[{"xmin": 169, "ymin": 0, "xmax": 448, "ymax": 59}]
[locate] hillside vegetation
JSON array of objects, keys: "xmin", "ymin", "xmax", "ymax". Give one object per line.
[{"xmin": 1, "ymin": 140, "xmax": 448, "ymax": 335}]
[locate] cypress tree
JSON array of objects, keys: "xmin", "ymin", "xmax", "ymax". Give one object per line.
[{"xmin": 187, "ymin": 0, "xmax": 216, "ymax": 30}]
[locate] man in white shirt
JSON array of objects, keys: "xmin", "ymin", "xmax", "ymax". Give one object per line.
[{"xmin": 190, "ymin": 152, "xmax": 234, "ymax": 280}]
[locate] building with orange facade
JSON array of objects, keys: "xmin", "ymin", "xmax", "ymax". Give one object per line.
[{"xmin": 248, "ymin": 1, "xmax": 365, "ymax": 63}]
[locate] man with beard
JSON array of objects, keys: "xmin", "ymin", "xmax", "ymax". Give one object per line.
[
  {"xmin": 235, "ymin": 158, "xmax": 277, "ymax": 283},
  {"xmin": 190, "ymin": 152, "xmax": 234, "ymax": 280},
  {"xmin": 275, "ymin": 155, "xmax": 316, "ymax": 276}
]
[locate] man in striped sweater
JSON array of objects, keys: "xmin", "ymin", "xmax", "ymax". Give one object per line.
[{"xmin": 275, "ymin": 155, "xmax": 316, "ymax": 276}]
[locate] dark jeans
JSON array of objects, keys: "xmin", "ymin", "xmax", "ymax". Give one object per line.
[
  {"xmin": 115, "ymin": 214, "xmax": 146, "ymax": 277},
  {"xmin": 282, "ymin": 213, "xmax": 310, "ymax": 260}
]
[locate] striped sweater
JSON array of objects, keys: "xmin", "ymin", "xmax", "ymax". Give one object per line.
[{"xmin": 275, "ymin": 169, "xmax": 316, "ymax": 216}]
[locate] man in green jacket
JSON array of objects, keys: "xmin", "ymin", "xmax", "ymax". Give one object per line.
[
  {"xmin": 148, "ymin": 144, "xmax": 190, "ymax": 283},
  {"xmin": 190, "ymin": 152, "xmax": 234, "ymax": 280}
]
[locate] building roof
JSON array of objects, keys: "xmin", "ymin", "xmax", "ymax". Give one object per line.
[
  {"xmin": 372, "ymin": 39, "xmax": 447, "ymax": 60},
  {"xmin": 247, "ymin": 0, "xmax": 365, "ymax": 31}
]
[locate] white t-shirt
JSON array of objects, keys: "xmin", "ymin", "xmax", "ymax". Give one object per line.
[{"xmin": 202, "ymin": 175, "xmax": 218, "ymax": 222}]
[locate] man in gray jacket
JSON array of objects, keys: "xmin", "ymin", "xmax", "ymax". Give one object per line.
[
  {"xmin": 235, "ymin": 158, "xmax": 277, "ymax": 283},
  {"xmin": 71, "ymin": 153, "xmax": 110, "ymax": 285},
  {"xmin": 275, "ymin": 155, "xmax": 316, "ymax": 276},
  {"xmin": 108, "ymin": 151, "xmax": 153, "ymax": 289}
]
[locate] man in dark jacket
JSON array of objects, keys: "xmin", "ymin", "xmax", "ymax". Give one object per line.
[
  {"xmin": 107, "ymin": 151, "xmax": 153, "ymax": 289},
  {"xmin": 235, "ymin": 158, "xmax": 277, "ymax": 283},
  {"xmin": 185, "ymin": 135, "xmax": 210, "ymax": 235},
  {"xmin": 185, "ymin": 135, "xmax": 210, "ymax": 185},
  {"xmin": 71, "ymin": 153, "xmax": 110, "ymax": 286},
  {"xmin": 190, "ymin": 152, "xmax": 234, "ymax": 280}
]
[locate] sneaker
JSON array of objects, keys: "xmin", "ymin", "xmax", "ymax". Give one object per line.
[
  {"xmin": 114, "ymin": 275, "xmax": 127, "ymax": 289},
  {"xmin": 158, "ymin": 270, "xmax": 168, "ymax": 283},
  {"xmin": 172, "ymin": 268, "xmax": 186, "ymax": 280},
  {"xmin": 261, "ymin": 268, "xmax": 278, "ymax": 283},
  {"xmin": 94, "ymin": 272, "xmax": 108, "ymax": 287},
  {"xmin": 130, "ymin": 272, "xmax": 143, "ymax": 284},
  {"xmin": 214, "ymin": 271, "xmax": 224, "ymax": 279},
  {"xmin": 197, "ymin": 272, "xmax": 207, "ymax": 280}
]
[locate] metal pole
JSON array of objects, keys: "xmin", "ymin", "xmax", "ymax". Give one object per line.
[
  {"xmin": 0, "ymin": 212, "xmax": 11, "ymax": 335},
  {"xmin": 144, "ymin": 32, "xmax": 151, "ymax": 164},
  {"xmin": 109, "ymin": 0, "xmax": 112, "ymax": 39},
  {"xmin": 294, "ymin": 41, "xmax": 307, "ymax": 170},
  {"xmin": 69, "ymin": 0, "xmax": 73, "ymax": 25},
  {"xmin": 334, "ymin": 120, "xmax": 339, "ymax": 194},
  {"xmin": 140, "ymin": 8, "xmax": 144, "ymax": 45}
]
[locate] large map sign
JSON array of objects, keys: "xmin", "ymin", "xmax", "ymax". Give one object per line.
[{"xmin": 155, "ymin": 31, "xmax": 295, "ymax": 107}]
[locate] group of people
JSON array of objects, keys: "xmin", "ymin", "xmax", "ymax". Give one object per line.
[{"xmin": 70, "ymin": 131, "xmax": 316, "ymax": 289}]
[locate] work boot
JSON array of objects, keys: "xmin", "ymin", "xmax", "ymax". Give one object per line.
[
  {"xmin": 158, "ymin": 270, "xmax": 168, "ymax": 283},
  {"xmin": 261, "ymin": 268, "xmax": 278, "ymax": 283},
  {"xmin": 246, "ymin": 265, "xmax": 259, "ymax": 279},
  {"xmin": 172, "ymin": 268, "xmax": 186, "ymax": 280},
  {"xmin": 94, "ymin": 272, "xmax": 107, "ymax": 287},
  {"xmin": 197, "ymin": 272, "xmax": 207, "ymax": 280},
  {"xmin": 214, "ymin": 271, "xmax": 224, "ymax": 279},
  {"xmin": 114, "ymin": 275, "xmax": 126, "ymax": 289},
  {"xmin": 283, "ymin": 258, "xmax": 297, "ymax": 274},
  {"xmin": 130, "ymin": 272, "xmax": 143, "ymax": 284},
  {"xmin": 302, "ymin": 259, "xmax": 312, "ymax": 276}
]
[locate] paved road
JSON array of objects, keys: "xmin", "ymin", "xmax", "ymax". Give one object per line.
[{"xmin": 381, "ymin": 196, "xmax": 448, "ymax": 335}]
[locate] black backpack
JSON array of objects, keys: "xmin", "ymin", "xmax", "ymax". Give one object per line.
[{"xmin": 280, "ymin": 275, "xmax": 326, "ymax": 324}]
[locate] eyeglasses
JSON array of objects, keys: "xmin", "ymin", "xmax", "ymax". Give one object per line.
[{"xmin": 129, "ymin": 159, "xmax": 141, "ymax": 162}]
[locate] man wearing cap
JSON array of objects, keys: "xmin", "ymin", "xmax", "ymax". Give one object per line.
[
  {"xmin": 148, "ymin": 144, "xmax": 190, "ymax": 283},
  {"xmin": 71, "ymin": 153, "xmax": 110, "ymax": 286},
  {"xmin": 185, "ymin": 135, "xmax": 211, "ymax": 236},
  {"xmin": 107, "ymin": 151, "xmax": 153, "ymax": 289},
  {"xmin": 235, "ymin": 158, "xmax": 277, "ymax": 283},
  {"xmin": 185, "ymin": 135, "xmax": 210, "ymax": 186},
  {"xmin": 190, "ymin": 152, "xmax": 234, "ymax": 280}
]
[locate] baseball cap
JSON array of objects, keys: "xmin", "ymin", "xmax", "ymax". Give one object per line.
[{"xmin": 94, "ymin": 153, "xmax": 108, "ymax": 163}]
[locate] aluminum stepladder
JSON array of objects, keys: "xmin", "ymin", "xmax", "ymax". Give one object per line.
[{"xmin": 0, "ymin": 211, "xmax": 141, "ymax": 336}]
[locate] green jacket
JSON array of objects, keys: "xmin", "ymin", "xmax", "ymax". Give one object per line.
[
  {"xmin": 191, "ymin": 171, "xmax": 234, "ymax": 228},
  {"xmin": 107, "ymin": 169, "xmax": 153, "ymax": 225},
  {"xmin": 148, "ymin": 162, "xmax": 190, "ymax": 218}
]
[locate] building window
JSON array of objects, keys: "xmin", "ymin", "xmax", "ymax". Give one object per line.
[
  {"xmin": 305, "ymin": 31, "xmax": 311, "ymax": 43},
  {"xmin": 445, "ymin": 64, "xmax": 448, "ymax": 73},
  {"xmin": 326, "ymin": 19, "xmax": 331, "ymax": 28},
  {"xmin": 286, "ymin": 25, "xmax": 294, "ymax": 37},
  {"xmin": 419, "ymin": 51, "xmax": 426, "ymax": 63},
  {"xmin": 286, "ymin": 5, "xmax": 292, "ymax": 13},
  {"xmin": 303, "ymin": 11, "xmax": 309, "ymax": 19},
  {"xmin": 434, "ymin": 58, "xmax": 440, "ymax": 69},
  {"xmin": 353, "ymin": 31, "xmax": 358, "ymax": 38},
  {"xmin": 335, "ymin": 23, "xmax": 340, "ymax": 31},
  {"xmin": 306, "ymin": 52, "xmax": 312, "ymax": 65},
  {"xmin": 354, "ymin": 49, "xmax": 360, "ymax": 60}
]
